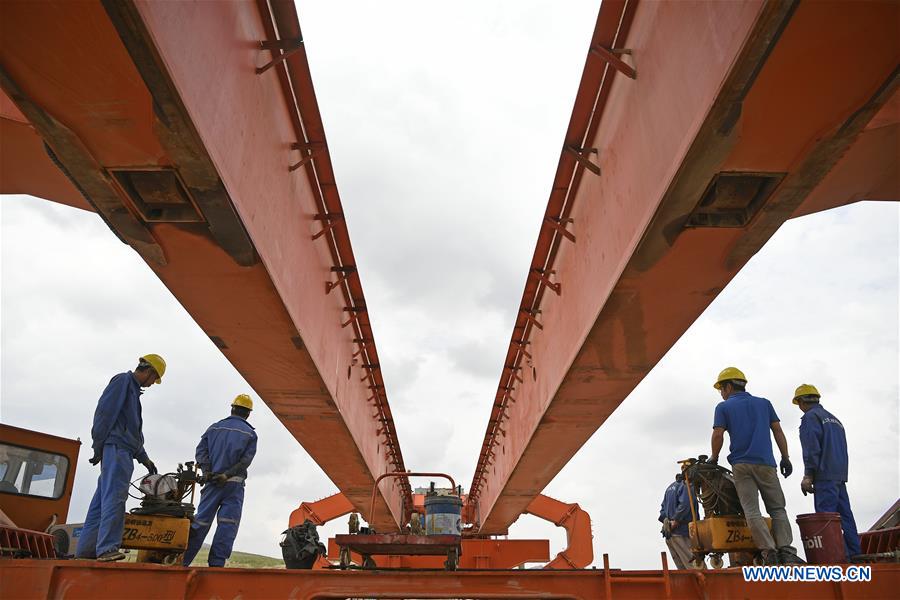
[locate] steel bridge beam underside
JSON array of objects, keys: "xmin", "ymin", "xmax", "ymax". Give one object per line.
[
  {"xmin": 0, "ymin": 0, "xmax": 409, "ymax": 529},
  {"xmin": 470, "ymin": 0, "xmax": 899, "ymax": 533}
]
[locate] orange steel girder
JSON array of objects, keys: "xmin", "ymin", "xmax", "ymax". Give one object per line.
[
  {"xmin": 470, "ymin": 0, "xmax": 900, "ymax": 533},
  {"xmin": 0, "ymin": 0, "xmax": 410, "ymax": 529},
  {"xmin": 4, "ymin": 559, "xmax": 900, "ymax": 599}
]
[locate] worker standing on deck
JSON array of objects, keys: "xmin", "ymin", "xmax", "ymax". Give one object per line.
[
  {"xmin": 793, "ymin": 384, "xmax": 861, "ymax": 560},
  {"xmin": 709, "ymin": 367, "xmax": 802, "ymax": 565},
  {"xmin": 75, "ymin": 354, "xmax": 165, "ymax": 562},
  {"xmin": 183, "ymin": 394, "xmax": 258, "ymax": 567},
  {"xmin": 658, "ymin": 473, "xmax": 696, "ymax": 569}
]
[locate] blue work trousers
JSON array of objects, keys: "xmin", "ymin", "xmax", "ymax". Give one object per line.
[
  {"xmin": 814, "ymin": 480, "xmax": 861, "ymax": 558},
  {"xmin": 75, "ymin": 444, "xmax": 134, "ymax": 557},
  {"xmin": 182, "ymin": 481, "xmax": 245, "ymax": 567}
]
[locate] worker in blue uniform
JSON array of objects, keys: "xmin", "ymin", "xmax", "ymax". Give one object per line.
[
  {"xmin": 709, "ymin": 367, "xmax": 802, "ymax": 565},
  {"xmin": 793, "ymin": 384, "xmax": 861, "ymax": 560},
  {"xmin": 183, "ymin": 394, "xmax": 258, "ymax": 567},
  {"xmin": 75, "ymin": 354, "xmax": 166, "ymax": 562},
  {"xmin": 658, "ymin": 473, "xmax": 697, "ymax": 569}
]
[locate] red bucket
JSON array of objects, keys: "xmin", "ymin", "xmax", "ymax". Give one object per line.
[{"xmin": 796, "ymin": 512, "xmax": 846, "ymax": 564}]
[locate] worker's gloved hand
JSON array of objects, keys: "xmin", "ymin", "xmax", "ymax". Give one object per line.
[
  {"xmin": 801, "ymin": 476, "xmax": 815, "ymax": 496},
  {"xmin": 211, "ymin": 473, "xmax": 228, "ymax": 486},
  {"xmin": 707, "ymin": 456, "xmax": 718, "ymax": 466},
  {"xmin": 779, "ymin": 456, "xmax": 793, "ymax": 478},
  {"xmin": 141, "ymin": 459, "xmax": 158, "ymax": 475},
  {"xmin": 89, "ymin": 448, "xmax": 102, "ymax": 466}
]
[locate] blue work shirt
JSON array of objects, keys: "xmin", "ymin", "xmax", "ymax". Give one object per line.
[
  {"xmin": 195, "ymin": 415, "xmax": 257, "ymax": 480},
  {"xmin": 799, "ymin": 404, "xmax": 849, "ymax": 482},
  {"xmin": 91, "ymin": 371, "xmax": 148, "ymax": 462},
  {"xmin": 658, "ymin": 480, "xmax": 696, "ymax": 537},
  {"xmin": 713, "ymin": 391, "xmax": 779, "ymax": 467}
]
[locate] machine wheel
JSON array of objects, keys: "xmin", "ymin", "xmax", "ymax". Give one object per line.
[
  {"xmin": 445, "ymin": 548, "xmax": 459, "ymax": 571},
  {"xmin": 338, "ymin": 547, "xmax": 351, "ymax": 569},
  {"xmin": 709, "ymin": 554, "xmax": 724, "ymax": 569},
  {"xmin": 689, "ymin": 556, "xmax": 706, "ymax": 570},
  {"xmin": 362, "ymin": 555, "xmax": 376, "ymax": 569},
  {"xmin": 162, "ymin": 553, "xmax": 182, "ymax": 566}
]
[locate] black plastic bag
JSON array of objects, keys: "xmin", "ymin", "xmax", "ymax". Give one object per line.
[{"xmin": 281, "ymin": 519, "xmax": 326, "ymax": 569}]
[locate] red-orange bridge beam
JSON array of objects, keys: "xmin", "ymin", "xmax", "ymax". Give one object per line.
[
  {"xmin": 0, "ymin": 0, "xmax": 410, "ymax": 529},
  {"xmin": 470, "ymin": 0, "xmax": 899, "ymax": 533}
]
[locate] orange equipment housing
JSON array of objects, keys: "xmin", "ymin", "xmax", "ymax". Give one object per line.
[{"xmin": 0, "ymin": 423, "xmax": 80, "ymax": 532}]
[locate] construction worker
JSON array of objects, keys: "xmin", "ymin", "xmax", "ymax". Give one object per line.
[
  {"xmin": 709, "ymin": 367, "xmax": 802, "ymax": 565},
  {"xmin": 75, "ymin": 354, "xmax": 165, "ymax": 562},
  {"xmin": 182, "ymin": 394, "xmax": 258, "ymax": 567},
  {"xmin": 793, "ymin": 384, "xmax": 861, "ymax": 560},
  {"xmin": 658, "ymin": 473, "xmax": 696, "ymax": 569}
]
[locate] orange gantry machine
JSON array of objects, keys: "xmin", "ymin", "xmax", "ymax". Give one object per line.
[{"xmin": 1, "ymin": 0, "xmax": 898, "ymax": 597}]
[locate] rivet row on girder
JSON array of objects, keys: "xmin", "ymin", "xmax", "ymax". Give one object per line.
[
  {"xmin": 312, "ymin": 213, "xmax": 343, "ymax": 240},
  {"xmin": 564, "ymin": 145, "xmax": 601, "ymax": 176},
  {"xmin": 589, "ymin": 45, "xmax": 636, "ymax": 79},
  {"xmin": 290, "ymin": 141, "xmax": 326, "ymax": 172},
  {"xmin": 256, "ymin": 38, "xmax": 304, "ymax": 74},
  {"xmin": 326, "ymin": 265, "xmax": 356, "ymax": 294}
]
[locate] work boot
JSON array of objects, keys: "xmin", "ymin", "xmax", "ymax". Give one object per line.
[
  {"xmin": 96, "ymin": 549, "xmax": 126, "ymax": 562},
  {"xmin": 760, "ymin": 550, "xmax": 780, "ymax": 565},
  {"xmin": 778, "ymin": 549, "xmax": 805, "ymax": 565}
]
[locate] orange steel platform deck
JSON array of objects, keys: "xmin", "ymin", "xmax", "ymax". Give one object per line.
[{"xmin": 2, "ymin": 558, "xmax": 898, "ymax": 600}]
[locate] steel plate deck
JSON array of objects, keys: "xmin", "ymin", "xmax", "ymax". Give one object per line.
[{"xmin": 333, "ymin": 534, "xmax": 461, "ymax": 556}]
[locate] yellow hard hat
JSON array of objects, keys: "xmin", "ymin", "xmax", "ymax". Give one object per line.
[
  {"xmin": 231, "ymin": 394, "xmax": 254, "ymax": 410},
  {"xmin": 140, "ymin": 354, "xmax": 166, "ymax": 384},
  {"xmin": 792, "ymin": 384, "xmax": 821, "ymax": 405},
  {"xmin": 714, "ymin": 367, "xmax": 747, "ymax": 390}
]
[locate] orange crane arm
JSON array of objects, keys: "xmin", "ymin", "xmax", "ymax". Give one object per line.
[
  {"xmin": 525, "ymin": 494, "xmax": 593, "ymax": 569},
  {"xmin": 289, "ymin": 493, "xmax": 356, "ymax": 528}
]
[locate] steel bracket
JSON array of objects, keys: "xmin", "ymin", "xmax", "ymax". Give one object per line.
[
  {"xmin": 513, "ymin": 341, "xmax": 532, "ymax": 360},
  {"xmin": 257, "ymin": 38, "xmax": 304, "ymax": 74},
  {"xmin": 564, "ymin": 145, "xmax": 601, "ymax": 176},
  {"xmin": 521, "ymin": 308, "xmax": 544, "ymax": 330},
  {"xmin": 544, "ymin": 216, "xmax": 576, "ymax": 243},
  {"xmin": 589, "ymin": 45, "xmax": 636, "ymax": 79},
  {"xmin": 312, "ymin": 213, "xmax": 343, "ymax": 241},
  {"xmin": 289, "ymin": 141, "xmax": 326, "ymax": 172},
  {"xmin": 532, "ymin": 268, "xmax": 561, "ymax": 295},
  {"xmin": 326, "ymin": 265, "xmax": 356, "ymax": 294}
]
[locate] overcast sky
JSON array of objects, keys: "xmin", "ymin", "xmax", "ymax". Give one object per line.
[{"xmin": 1, "ymin": 0, "xmax": 897, "ymax": 569}]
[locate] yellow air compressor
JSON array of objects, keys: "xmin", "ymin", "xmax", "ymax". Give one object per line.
[
  {"xmin": 681, "ymin": 456, "xmax": 772, "ymax": 569},
  {"xmin": 121, "ymin": 462, "xmax": 200, "ymax": 565}
]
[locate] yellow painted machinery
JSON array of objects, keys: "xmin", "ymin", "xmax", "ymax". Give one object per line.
[
  {"xmin": 681, "ymin": 457, "xmax": 772, "ymax": 569},
  {"xmin": 122, "ymin": 462, "xmax": 200, "ymax": 564}
]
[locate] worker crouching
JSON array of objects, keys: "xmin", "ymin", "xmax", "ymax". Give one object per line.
[
  {"xmin": 182, "ymin": 394, "xmax": 258, "ymax": 567},
  {"xmin": 793, "ymin": 384, "xmax": 861, "ymax": 560},
  {"xmin": 76, "ymin": 354, "xmax": 165, "ymax": 562}
]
